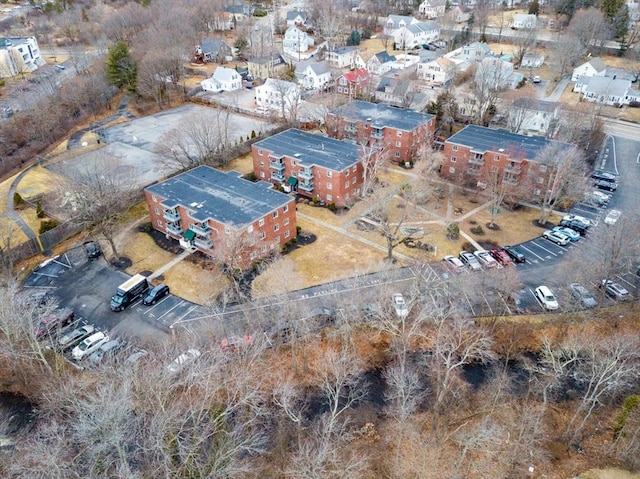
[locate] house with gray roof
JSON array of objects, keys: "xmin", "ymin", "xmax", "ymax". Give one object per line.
[
  {"xmin": 248, "ymin": 52, "xmax": 286, "ymax": 79},
  {"xmin": 441, "ymin": 124, "xmax": 575, "ymax": 196},
  {"xmin": 366, "ymin": 51, "xmax": 397, "ymax": 75},
  {"xmin": 144, "ymin": 166, "xmax": 296, "ymax": 266},
  {"xmin": 445, "ymin": 42, "xmax": 492, "ymax": 63},
  {"xmin": 383, "ymin": 15, "xmax": 418, "ymax": 36},
  {"xmin": 393, "ymin": 21, "xmax": 440, "ymax": 50},
  {"xmin": 294, "ymin": 60, "xmax": 331, "ymax": 90},
  {"xmin": 374, "ymin": 72, "xmax": 419, "ymax": 107},
  {"xmin": 201, "ymin": 66, "xmax": 241, "ymax": 92},
  {"xmin": 326, "ymin": 46, "xmax": 365, "ymax": 69},
  {"xmin": 252, "ymin": 129, "xmax": 375, "ymax": 206},
  {"xmin": 575, "ymin": 76, "xmax": 633, "ymax": 106},
  {"xmin": 571, "ymin": 57, "xmax": 607, "ymax": 82},
  {"xmin": 198, "ymin": 37, "xmax": 232, "ymax": 63},
  {"xmin": 418, "ymin": 0, "xmax": 446, "ymax": 19},
  {"xmin": 286, "ymin": 10, "xmax": 308, "ymax": 26},
  {"xmin": 326, "ymin": 100, "xmax": 436, "ymax": 163},
  {"xmin": 507, "ymin": 98, "xmax": 559, "ymax": 136},
  {"xmin": 511, "ymin": 13, "xmax": 537, "ymax": 29},
  {"xmin": 283, "ymin": 25, "xmax": 314, "ymax": 54}
]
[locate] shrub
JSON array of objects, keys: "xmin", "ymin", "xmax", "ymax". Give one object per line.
[
  {"xmin": 447, "ymin": 223, "xmax": 459, "ymax": 240},
  {"xmin": 296, "ymin": 226, "xmax": 302, "ymax": 234},
  {"xmin": 13, "ymin": 192, "xmax": 26, "ymax": 209},
  {"xmin": 471, "ymin": 225, "xmax": 484, "ymax": 235},
  {"xmin": 251, "ymin": 130, "xmax": 256, "ymax": 138},
  {"xmin": 328, "ymin": 202, "xmax": 337, "ymax": 212},
  {"xmin": 36, "ymin": 200, "xmax": 45, "ymax": 218},
  {"xmin": 312, "ymin": 197, "xmax": 319, "ymax": 204},
  {"xmin": 39, "ymin": 219, "xmax": 58, "ymax": 234}
]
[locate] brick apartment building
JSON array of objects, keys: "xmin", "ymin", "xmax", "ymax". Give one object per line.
[
  {"xmin": 440, "ymin": 125, "xmax": 574, "ymax": 197},
  {"xmin": 325, "ymin": 100, "xmax": 436, "ymax": 164},
  {"xmin": 252, "ymin": 128, "xmax": 374, "ymax": 207},
  {"xmin": 144, "ymin": 166, "xmax": 296, "ymax": 268}
]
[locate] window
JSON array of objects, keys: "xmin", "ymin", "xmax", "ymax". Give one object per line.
[
  {"xmin": 260, "ymin": 232, "xmax": 266, "ymax": 240},
  {"xmin": 345, "ymin": 169, "xmax": 349, "ymax": 176},
  {"xmin": 284, "ymin": 230, "xmax": 290, "ymax": 239},
  {"xmin": 451, "ymin": 156, "xmax": 456, "ymax": 162},
  {"xmin": 352, "ymin": 165, "xmax": 357, "ymax": 172},
  {"xmin": 260, "ymin": 171, "xmax": 265, "ymax": 178},
  {"xmin": 539, "ymin": 165, "xmax": 547, "ymax": 172},
  {"xmin": 284, "ymin": 218, "xmax": 289, "ymax": 226},
  {"xmin": 283, "ymin": 204, "xmax": 289, "ymax": 213},
  {"xmin": 397, "ymin": 131, "xmax": 403, "ymax": 137},
  {"xmin": 262, "ymin": 245, "xmax": 268, "ymax": 253},
  {"xmin": 352, "ymin": 176, "xmax": 356, "ymax": 184},
  {"xmin": 273, "ymin": 210, "xmax": 278, "ymax": 218},
  {"xmin": 152, "ymin": 195, "xmax": 157, "ymax": 202},
  {"xmin": 537, "ymin": 177, "xmax": 544, "ymax": 184},
  {"xmin": 248, "ymin": 225, "xmax": 254, "ymax": 233},
  {"xmin": 345, "ymin": 193, "xmax": 350, "ymax": 200},
  {"xmin": 225, "ymin": 226, "xmax": 231, "ymax": 234},
  {"xmin": 396, "ymin": 141, "xmax": 401, "ymax": 147},
  {"xmin": 494, "ymin": 155, "xmax": 500, "ymax": 161},
  {"xmin": 345, "ymin": 180, "xmax": 350, "ymax": 187},
  {"xmin": 259, "ymin": 160, "xmax": 264, "ymax": 166},
  {"xmin": 395, "ymin": 152, "xmax": 400, "ymax": 158},
  {"xmin": 154, "ymin": 207, "xmax": 159, "ymax": 214},
  {"xmin": 491, "ymin": 166, "xmax": 499, "ymax": 173},
  {"xmin": 250, "ymin": 251, "xmax": 257, "ymax": 260},
  {"xmin": 291, "ymin": 160, "xmax": 296, "ymax": 166},
  {"xmin": 534, "ymin": 188, "xmax": 541, "ymax": 196},
  {"xmin": 452, "ymin": 145, "xmax": 458, "ymax": 151},
  {"xmin": 327, "ymin": 182, "xmax": 332, "ymax": 190},
  {"xmin": 449, "ymin": 167, "xmax": 455, "ymax": 174},
  {"xmin": 274, "ymin": 224, "xmax": 279, "ymax": 232},
  {"xmin": 258, "ymin": 149, "xmax": 263, "ymax": 155},
  {"xmin": 326, "ymin": 194, "xmax": 333, "ymax": 201},
  {"xmin": 157, "ymin": 220, "xmax": 163, "ymax": 227},
  {"xmin": 275, "ymin": 237, "xmax": 281, "ymax": 244},
  {"xmin": 327, "ymin": 171, "xmax": 333, "ymax": 178},
  {"xmin": 259, "ymin": 218, "xmax": 265, "ymax": 227}
]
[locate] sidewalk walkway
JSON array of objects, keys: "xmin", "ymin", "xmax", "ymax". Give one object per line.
[{"xmin": 147, "ymin": 249, "xmax": 194, "ymax": 281}]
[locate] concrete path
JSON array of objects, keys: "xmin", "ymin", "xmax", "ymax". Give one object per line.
[
  {"xmin": 6, "ymin": 164, "xmax": 44, "ymax": 252},
  {"xmin": 147, "ymin": 249, "xmax": 194, "ymax": 281},
  {"xmin": 544, "ymin": 74, "xmax": 571, "ymax": 102}
]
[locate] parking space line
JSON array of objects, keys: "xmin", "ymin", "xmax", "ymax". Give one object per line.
[
  {"xmin": 463, "ymin": 292, "xmax": 475, "ymax": 315},
  {"xmin": 497, "ymin": 292, "xmax": 512, "ymax": 315},
  {"xmin": 155, "ymin": 300, "xmax": 186, "ymax": 321},
  {"xmin": 52, "ymin": 257, "xmax": 72, "ymax": 269},
  {"xmin": 144, "ymin": 295, "xmax": 172, "ymax": 316},
  {"xmin": 520, "ymin": 244, "xmax": 546, "ymax": 261},
  {"xmin": 617, "ymin": 274, "xmax": 636, "ymax": 289},
  {"xmin": 531, "ymin": 240, "xmax": 560, "ymax": 256},
  {"xmin": 482, "ymin": 294, "xmax": 493, "ymax": 315}
]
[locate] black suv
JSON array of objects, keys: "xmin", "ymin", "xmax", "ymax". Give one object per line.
[
  {"xmin": 84, "ymin": 241, "xmax": 101, "ymax": 260},
  {"xmin": 559, "ymin": 219, "xmax": 589, "ymax": 236},
  {"xmin": 503, "ymin": 245, "xmax": 526, "ymax": 263},
  {"xmin": 142, "ymin": 283, "xmax": 170, "ymax": 305}
]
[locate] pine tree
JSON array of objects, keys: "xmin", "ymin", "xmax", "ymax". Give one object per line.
[{"xmin": 106, "ymin": 41, "xmax": 137, "ymax": 92}]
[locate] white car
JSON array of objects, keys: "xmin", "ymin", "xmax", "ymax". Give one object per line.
[
  {"xmin": 604, "ymin": 209, "xmax": 621, "ymax": 225},
  {"xmin": 443, "ymin": 255, "xmax": 465, "ymax": 271},
  {"xmin": 562, "ymin": 214, "xmax": 592, "ymax": 226},
  {"xmin": 71, "ymin": 332, "xmax": 109, "ymax": 361},
  {"xmin": 392, "ymin": 294, "xmax": 409, "ymax": 319},
  {"xmin": 167, "ymin": 349, "xmax": 201, "ymax": 373},
  {"xmin": 542, "ymin": 230, "xmax": 570, "ymax": 246},
  {"xmin": 534, "ymin": 286, "xmax": 559, "ymax": 311},
  {"xmin": 474, "ymin": 250, "xmax": 498, "ymax": 268}
]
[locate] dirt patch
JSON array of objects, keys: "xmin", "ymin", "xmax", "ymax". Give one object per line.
[{"xmin": 578, "ymin": 469, "xmax": 640, "ymax": 479}]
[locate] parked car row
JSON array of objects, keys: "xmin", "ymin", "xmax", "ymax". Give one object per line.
[
  {"xmin": 443, "ymin": 246, "xmax": 522, "ymax": 272},
  {"xmin": 533, "ymin": 277, "xmax": 632, "ymax": 312}
]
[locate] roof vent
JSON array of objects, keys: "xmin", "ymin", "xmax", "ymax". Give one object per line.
[
  {"xmin": 366, "ymin": 118, "xmax": 372, "ymax": 121},
  {"xmin": 498, "ymin": 148, "xmax": 505, "ymax": 152},
  {"xmin": 294, "ymin": 153, "xmax": 301, "ymax": 157},
  {"xmin": 190, "ymin": 202, "xmax": 198, "ymax": 207}
]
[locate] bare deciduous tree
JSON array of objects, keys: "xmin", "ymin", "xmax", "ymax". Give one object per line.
[{"xmin": 567, "ymin": 7, "xmax": 613, "ymax": 48}]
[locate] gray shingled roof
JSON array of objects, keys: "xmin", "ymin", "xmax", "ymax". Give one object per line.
[
  {"xmin": 372, "ymin": 51, "xmax": 396, "ymax": 63},
  {"xmin": 512, "ymin": 98, "xmax": 558, "ymax": 113},
  {"xmin": 286, "ymin": 10, "xmax": 307, "ymax": 21},
  {"xmin": 406, "ymin": 21, "xmax": 438, "ymax": 35},
  {"xmin": 387, "ymin": 15, "xmax": 416, "ymax": 27},
  {"xmin": 145, "ymin": 166, "xmax": 290, "ymax": 226},
  {"xmin": 253, "ymin": 129, "xmax": 361, "ymax": 172},
  {"xmin": 587, "ymin": 57, "xmax": 607, "ymax": 73},
  {"xmin": 333, "ymin": 46, "xmax": 358, "ymax": 55},
  {"xmin": 446, "ymin": 125, "xmax": 572, "ymax": 161},
  {"xmin": 295, "ymin": 59, "xmax": 330, "ymax": 76},
  {"xmin": 329, "ymin": 100, "xmax": 434, "ymax": 131},
  {"xmin": 200, "ymin": 37, "xmax": 230, "ymax": 55},
  {"xmin": 584, "ymin": 76, "xmax": 631, "ymax": 97}
]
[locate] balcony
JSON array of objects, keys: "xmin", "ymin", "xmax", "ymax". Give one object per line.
[
  {"xmin": 298, "ymin": 168, "xmax": 314, "ymax": 180},
  {"xmin": 503, "ymin": 176, "xmax": 519, "ymax": 186},
  {"xmin": 269, "ymin": 161, "xmax": 285, "ymax": 171},
  {"xmin": 345, "ymin": 124, "xmax": 357, "ymax": 133},
  {"xmin": 298, "ymin": 180, "xmax": 314, "ymax": 192},
  {"xmin": 166, "ymin": 223, "xmax": 183, "ymax": 236},
  {"xmin": 271, "ymin": 172, "xmax": 285, "ymax": 182},
  {"xmin": 163, "ymin": 209, "xmax": 180, "ymax": 222},
  {"xmin": 189, "ymin": 223, "xmax": 210, "ymax": 236},
  {"xmin": 467, "ymin": 168, "xmax": 481, "ymax": 176},
  {"xmin": 194, "ymin": 237, "xmax": 213, "ymax": 250},
  {"xmin": 505, "ymin": 164, "xmax": 522, "ymax": 174},
  {"xmin": 469, "ymin": 156, "xmax": 484, "ymax": 166},
  {"xmin": 371, "ymin": 130, "xmax": 384, "ymax": 139}
]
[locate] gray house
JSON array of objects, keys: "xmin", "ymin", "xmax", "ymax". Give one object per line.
[{"xmin": 199, "ymin": 38, "xmax": 233, "ymax": 63}]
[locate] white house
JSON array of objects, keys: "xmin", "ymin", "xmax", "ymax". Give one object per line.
[
  {"xmin": 507, "ymin": 98, "xmax": 559, "ymax": 136},
  {"xmin": 393, "ymin": 21, "xmax": 439, "ymax": 50},
  {"xmin": 444, "ymin": 5, "xmax": 471, "ymax": 24},
  {"xmin": 571, "ymin": 57, "xmax": 608, "ymax": 82},
  {"xmin": 326, "ymin": 46, "xmax": 365, "ymax": 69},
  {"xmin": 475, "ymin": 57, "xmax": 523, "ymax": 90},
  {"xmin": 418, "ymin": 56, "xmax": 457, "ymax": 85},
  {"xmin": 575, "ymin": 76, "xmax": 632, "ymax": 106},
  {"xmin": 383, "ymin": 15, "xmax": 418, "ymax": 36},
  {"xmin": 295, "ymin": 60, "xmax": 331, "ymax": 90},
  {"xmin": 445, "ymin": 42, "xmax": 492, "ymax": 62},
  {"xmin": 521, "ymin": 53, "xmax": 544, "ymax": 68},
  {"xmin": 388, "ymin": 54, "xmax": 420, "ymax": 71},
  {"xmin": 511, "ymin": 13, "xmax": 537, "ymax": 29},
  {"xmin": 418, "ymin": 0, "xmax": 446, "ymax": 19},
  {"xmin": 283, "ymin": 25, "xmax": 314, "ymax": 53},
  {"xmin": 286, "ymin": 10, "xmax": 308, "ymax": 27},
  {"xmin": 0, "ymin": 36, "xmax": 44, "ymax": 78},
  {"xmin": 201, "ymin": 66, "xmax": 242, "ymax": 92},
  {"xmin": 366, "ymin": 51, "xmax": 397, "ymax": 75},
  {"xmin": 255, "ymin": 78, "xmax": 301, "ymax": 114}
]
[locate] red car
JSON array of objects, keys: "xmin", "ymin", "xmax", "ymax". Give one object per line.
[
  {"xmin": 220, "ymin": 335, "xmax": 253, "ymax": 353},
  {"xmin": 489, "ymin": 248, "xmax": 513, "ymax": 266},
  {"xmin": 36, "ymin": 308, "xmax": 75, "ymax": 340}
]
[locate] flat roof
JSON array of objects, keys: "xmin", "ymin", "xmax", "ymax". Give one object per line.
[
  {"xmin": 145, "ymin": 166, "xmax": 291, "ymax": 226},
  {"xmin": 253, "ymin": 128, "xmax": 362, "ymax": 171},
  {"xmin": 328, "ymin": 100, "xmax": 434, "ymax": 131},
  {"xmin": 446, "ymin": 125, "xmax": 573, "ymax": 161}
]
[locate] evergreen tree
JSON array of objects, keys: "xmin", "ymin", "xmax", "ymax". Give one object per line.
[
  {"xmin": 347, "ymin": 30, "xmax": 362, "ymax": 46},
  {"xmin": 106, "ymin": 41, "xmax": 137, "ymax": 93},
  {"xmin": 528, "ymin": 0, "xmax": 540, "ymax": 15}
]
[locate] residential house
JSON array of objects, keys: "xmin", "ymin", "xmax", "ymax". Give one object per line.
[
  {"xmin": 575, "ymin": 76, "xmax": 632, "ymax": 106},
  {"xmin": 366, "ymin": 51, "xmax": 397, "ymax": 75},
  {"xmin": 144, "ymin": 166, "xmax": 296, "ymax": 268},
  {"xmin": 255, "ymin": 78, "xmax": 301, "ymax": 115},
  {"xmin": 445, "ymin": 42, "xmax": 492, "ymax": 62},
  {"xmin": 520, "ymin": 53, "xmax": 544, "ymax": 68},
  {"xmin": 294, "ymin": 60, "xmax": 331, "ymax": 90},
  {"xmin": 443, "ymin": 5, "xmax": 471, "ymax": 24},
  {"xmin": 201, "ymin": 66, "xmax": 242, "ymax": 92},
  {"xmin": 383, "ymin": 15, "xmax": 418, "ymax": 36},
  {"xmin": 440, "ymin": 125, "xmax": 575, "ymax": 199},
  {"xmin": 0, "ymin": 36, "xmax": 44, "ymax": 78},
  {"xmin": 248, "ymin": 52, "xmax": 287, "ymax": 80},
  {"xmin": 336, "ymin": 68, "xmax": 370, "ymax": 97},
  {"xmin": 418, "ymin": 0, "xmax": 446, "ymax": 19},
  {"xmin": 198, "ymin": 37, "xmax": 233, "ymax": 63},
  {"xmin": 393, "ymin": 21, "xmax": 439, "ymax": 50},
  {"xmin": 224, "ymin": 3, "xmax": 254, "ymax": 21},
  {"xmin": 252, "ymin": 128, "xmax": 372, "ymax": 207},
  {"xmin": 475, "ymin": 57, "xmax": 523, "ymax": 90},
  {"xmin": 571, "ymin": 57, "xmax": 607, "ymax": 82},
  {"xmin": 507, "ymin": 98, "xmax": 559, "ymax": 136},
  {"xmin": 374, "ymin": 73, "xmax": 418, "ymax": 108},
  {"xmin": 283, "ymin": 25, "xmax": 314, "ymax": 53},
  {"xmin": 388, "ymin": 54, "xmax": 420, "ymax": 71},
  {"xmin": 286, "ymin": 10, "xmax": 308, "ymax": 26},
  {"xmin": 326, "ymin": 100, "xmax": 436, "ymax": 163},
  {"xmin": 210, "ymin": 12, "xmax": 234, "ymax": 31},
  {"xmin": 417, "ymin": 56, "xmax": 456, "ymax": 85},
  {"xmin": 511, "ymin": 13, "xmax": 537, "ymax": 29},
  {"xmin": 326, "ymin": 46, "xmax": 365, "ymax": 69}
]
